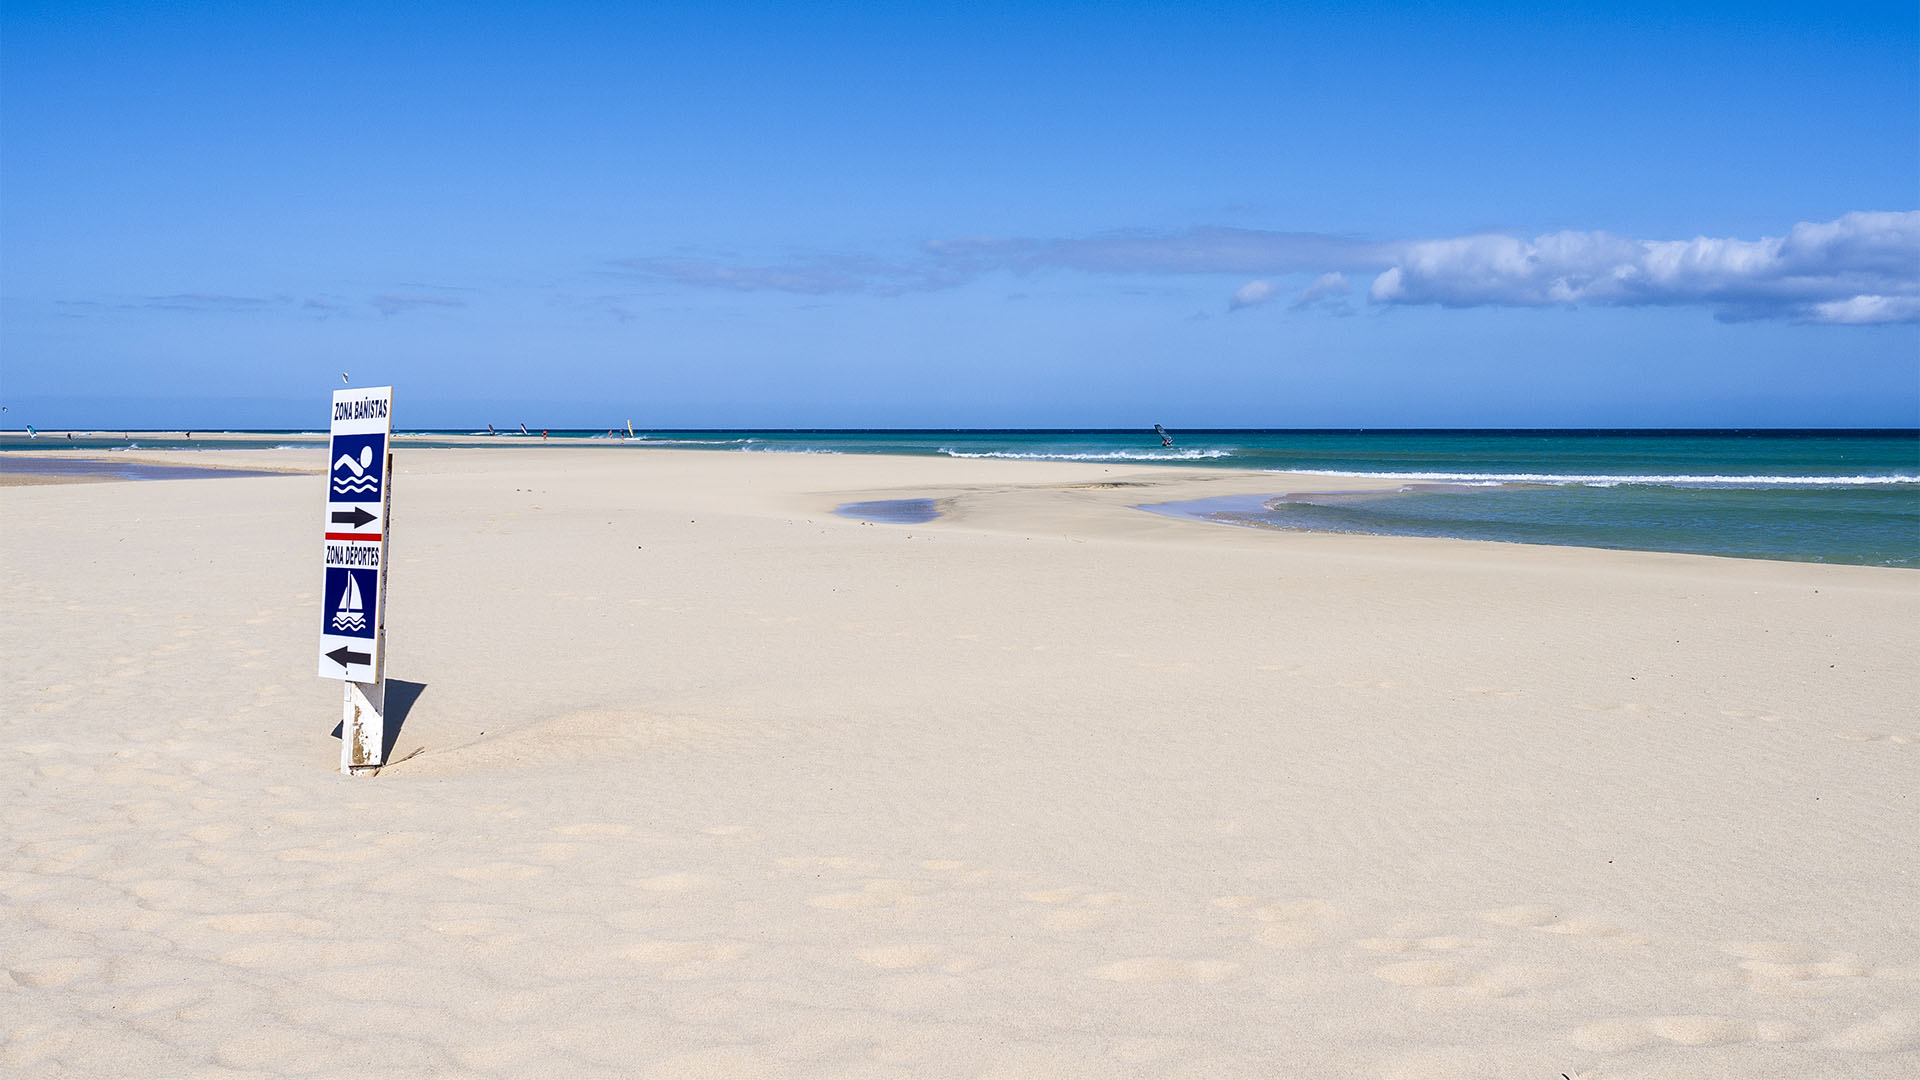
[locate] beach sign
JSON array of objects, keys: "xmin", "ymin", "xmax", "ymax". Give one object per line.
[{"xmin": 319, "ymin": 385, "xmax": 393, "ymax": 772}]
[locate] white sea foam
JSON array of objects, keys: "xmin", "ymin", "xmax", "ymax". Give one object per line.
[
  {"xmin": 939, "ymin": 448, "xmax": 1234, "ymax": 461},
  {"xmin": 1269, "ymin": 469, "xmax": 1919, "ymax": 487},
  {"xmin": 630, "ymin": 438, "xmax": 758, "ymax": 446}
]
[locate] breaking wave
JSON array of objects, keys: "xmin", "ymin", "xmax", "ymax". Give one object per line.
[
  {"xmin": 939, "ymin": 448, "xmax": 1234, "ymax": 462},
  {"xmin": 631, "ymin": 437, "xmax": 760, "ymax": 446}
]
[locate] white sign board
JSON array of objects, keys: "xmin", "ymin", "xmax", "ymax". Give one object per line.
[{"xmin": 318, "ymin": 386, "xmax": 393, "ymax": 682}]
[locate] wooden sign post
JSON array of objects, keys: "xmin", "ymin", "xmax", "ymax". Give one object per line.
[{"xmin": 318, "ymin": 386, "xmax": 394, "ymax": 774}]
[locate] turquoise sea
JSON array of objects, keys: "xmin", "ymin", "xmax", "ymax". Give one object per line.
[{"xmin": 4, "ymin": 428, "xmax": 1915, "ymax": 567}]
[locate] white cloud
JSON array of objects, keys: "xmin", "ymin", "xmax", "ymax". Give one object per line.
[
  {"xmin": 1369, "ymin": 211, "xmax": 1920, "ymax": 323},
  {"xmin": 1291, "ymin": 271, "xmax": 1351, "ymax": 310},
  {"xmin": 1809, "ymin": 294, "xmax": 1920, "ymax": 325},
  {"xmin": 1228, "ymin": 279, "xmax": 1277, "ymax": 310}
]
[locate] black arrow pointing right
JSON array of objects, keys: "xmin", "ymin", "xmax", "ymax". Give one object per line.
[
  {"xmin": 330, "ymin": 506, "xmax": 377, "ymax": 529},
  {"xmin": 326, "ymin": 645, "xmax": 371, "ymax": 669}
]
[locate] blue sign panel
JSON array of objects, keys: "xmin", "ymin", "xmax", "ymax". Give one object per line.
[
  {"xmin": 329, "ymin": 433, "xmax": 386, "ymax": 503},
  {"xmin": 322, "ymin": 566, "xmax": 379, "ymax": 639}
]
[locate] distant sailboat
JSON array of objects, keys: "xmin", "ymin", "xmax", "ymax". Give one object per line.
[{"xmin": 332, "ymin": 575, "xmax": 367, "ymax": 633}]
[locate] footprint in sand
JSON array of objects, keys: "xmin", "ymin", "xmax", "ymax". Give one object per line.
[
  {"xmin": 1570, "ymin": 1015, "xmax": 1813, "ymax": 1051},
  {"xmin": 920, "ymin": 858, "xmax": 1015, "ymax": 886},
  {"xmin": 1358, "ymin": 934, "xmax": 1487, "ymax": 953},
  {"xmin": 1484, "ymin": 905, "xmax": 1562, "ymax": 927},
  {"xmin": 553, "ymin": 822, "xmax": 633, "ymax": 838},
  {"xmin": 808, "ymin": 879, "xmax": 926, "ymax": 910},
  {"xmin": 1721, "ymin": 708, "xmax": 1789, "ymax": 724},
  {"xmin": 1481, "ymin": 904, "xmax": 1649, "ymax": 945},
  {"xmin": 1372, "ymin": 959, "xmax": 1474, "ymax": 987},
  {"xmin": 628, "ymin": 940, "xmax": 748, "ymax": 964},
  {"xmin": 632, "ymin": 871, "xmax": 708, "ymax": 893},
  {"xmin": 7, "ymin": 956, "xmax": 105, "ymax": 989},
  {"xmin": 524, "ymin": 842, "xmax": 590, "ymax": 863},
  {"xmin": 428, "ymin": 918, "xmax": 514, "ymax": 938},
  {"xmin": 702, "ymin": 824, "xmax": 758, "ymax": 839},
  {"xmin": 778, "ymin": 855, "xmax": 876, "ymax": 872},
  {"xmin": 275, "ymin": 845, "xmax": 381, "ymax": 865},
  {"xmin": 1701, "ymin": 941, "xmax": 1917, "ymax": 997},
  {"xmin": 625, "ymin": 939, "xmax": 751, "ymax": 980},
  {"xmin": 444, "ymin": 862, "xmax": 548, "ymax": 882},
  {"xmin": 1371, "ymin": 959, "xmax": 1563, "ymax": 1002},
  {"xmin": 1023, "ymin": 887, "xmax": 1126, "ymax": 931},
  {"xmin": 1091, "ymin": 956, "xmax": 1239, "ymax": 984},
  {"xmin": 856, "ymin": 943, "xmax": 980, "ymax": 973},
  {"xmin": 1215, "ymin": 895, "xmax": 1342, "ymax": 948},
  {"xmin": 1836, "ymin": 731, "xmax": 1917, "ymax": 745}
]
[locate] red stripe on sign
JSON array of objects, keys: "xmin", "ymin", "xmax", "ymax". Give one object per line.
[{"xmin": 324, "ymin": 532, "xmax": 382, "ymax": 541}]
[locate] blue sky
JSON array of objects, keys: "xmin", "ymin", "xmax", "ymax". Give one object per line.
[{"xmin": 3, "ymin": 1, "xmax": 1916, "ymax": 429}]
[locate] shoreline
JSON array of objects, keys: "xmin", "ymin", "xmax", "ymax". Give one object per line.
[{"xmin": 7, "ymin": 443, "xmax": 1914, "ymax": 570}]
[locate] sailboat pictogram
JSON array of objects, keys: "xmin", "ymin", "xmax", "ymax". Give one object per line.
[{"xmin": 332, "ymin": 573, "xmax": 367, "ymax": 633}]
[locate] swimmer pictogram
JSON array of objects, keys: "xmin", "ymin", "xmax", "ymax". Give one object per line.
[{"xmin": 329, "ymin": 433, "xmax": 386, "ymax": 499}]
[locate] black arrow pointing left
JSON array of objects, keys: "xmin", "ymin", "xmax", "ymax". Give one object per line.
[
  {"xmin": 326, "ymin": 645, "xmax": 371, "ymax": 669},
  {"xmin": 331, "ymin": 506, "xmax": 377, "ymax": 529}
]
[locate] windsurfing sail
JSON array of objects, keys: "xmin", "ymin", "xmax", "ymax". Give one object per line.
[
  {"xmin": 519, "ymin": 422, "xmax": 529, "ymax": 435},
  {"xmin": 626, "ymin": 420, "xmax": 635, "ymax": 438},
  {"xmin": 1155, "ymin": 423, "xmax": 1173, "ymax": 448}
]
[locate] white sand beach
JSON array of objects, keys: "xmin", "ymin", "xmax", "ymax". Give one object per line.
[{"xmin": 3, "ymin": 445, "xmax": 1916, "ymax": 1079}]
